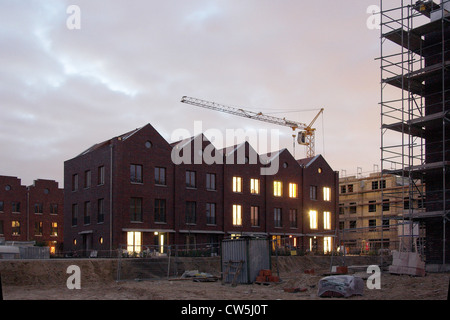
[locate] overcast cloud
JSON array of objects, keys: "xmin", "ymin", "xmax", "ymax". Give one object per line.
[{"xmin": 0, "ymin": 0, "xmax": 381, "ymax": 186}]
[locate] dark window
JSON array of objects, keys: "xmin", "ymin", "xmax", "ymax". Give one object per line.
[
  {"xmin": 347, "ymin": 184, "xmax": 354, "ymax": 193},
  {"xmin": 50, "ymin": 203, "xmax": 58, "ymax": 214},
  {"xmin": 155, "ymin": 199, "xmax": 166, "ymax": 223},
  {"xmin": 0, "ymin": 201, "xmax": 3, "ymax": 212},
  {"xmin": 186, "ymin": 201, "xmax": 196, "ymax": 224},
  {"xmin": 206, "ymin": 173, "xmax": 216, "ymax": 190},
  {"xmin": 382, "ymin": 199, "xmax": 390, "ymax": 211},
  {"xmin": 84, "ymin": 201, "xmax": 91, "ymax": 225},
  {"xmin": 349, "ymin": 220, "xmax": 357, "ymax": 231},
  {"xmin": 72, "ymin": 204, "xmax": 78, "ymax": 226},
  {"xmin": 130, "ymin": 197, "xmax": 143, "ymax": 222},
  {"xmin": 340, "ymin": 185, "xmax": 346, "ymax": 194},
  {"xmin": 98, "ymin": 166, "xmax": 105, "ymax": 185},
  {"xmin": 372, "ymin": 181, "xmax": 379, "ymax": 190},
  {"xmin": 72, "ymin": 174, "xmax": 78, "ymax": 191},
  {"xmin": 97, "ymin": 199, "xmax": 104, "ymax": 223},
  {"xmin": 274, "ymin": 208, "xmax": 282, "ymax": 228},
  {"xmin": 155, "ymin": 167, "xmax": 166, "ymax": 185},
  {"xmin": 369, "ymin": 219, "xmax": 377, "ymax": 231},
  {"xmin": 368, "ymin": 200, "xmax": 376, "ymax": 212},
  {"xmin": 186, "ymin": 171, "xmax": 196, "ymax": 188},
  {"xmin": 289, "ymin": 209, "xmax": 297, "ymax": 228},
  {"xmin": 84, "ymin": 170, "xmax": 91, "ymax": 188},
  {"xmin": 206, "ymin": 203, "xmax": 216, "ymax": 224},
  {"xmin": 349, "ymin": 202, "xmax": 357, "ymax": 214},
  {"xmin": 12, "ymin": 202, "xmax": 20, "ymax": 213},
  {"xmin": 310, "ymin": 185, "xmax": 317, "ymax": 200},
  {"xmin": 34, "ymin": 203, "xmax": 43, "ymax": 214},
  {"xmin": 130, "ymin": 164, "xmax": 143, "ymax": 183}
]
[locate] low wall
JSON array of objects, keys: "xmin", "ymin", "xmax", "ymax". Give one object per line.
[{"xmin": 0, "ymin": 255, "xmax": 388, "ymax": 286}]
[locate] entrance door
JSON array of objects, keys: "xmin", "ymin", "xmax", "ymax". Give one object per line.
[{"xmin": 154, "ymin": 232, "xmax": 167, "ymax": 254}]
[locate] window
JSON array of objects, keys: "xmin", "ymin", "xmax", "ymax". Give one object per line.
[
  {"xmin": 310, "ymin": 185, "xmax": 317, "ymax": 200},
  {"xmin": 339, "ymin": 203, "xmax": 344, "ymax": 215},
  {"xmin": 72, "ymin": 204, "xmax": 78, "ymax": 226},
  {"xmin": 349, "ymin": 220, "xmax": 357, "ymax": 231},
  {"xmin": 324, "ymin": 237, "xmax": 332, "ymax": 254},
  {"xmin": 251, "ymin": 206, "xmax": 259, "ymax": 227},
  {"xmin": 34, "ymin": 203, "xmax": 43, "ymax": 214},
  {"xmin": 0, "ymin": 220, "xmax": 4, "ymax": 235},
  {"xmin": 84, "ymin": 201, "xmax": 91, "ymax": 225},
  {"xmin": 0, "ymin": 201, "xmax": 3, "ymax": 212},
  {"xmin": 340, "ymin": 185, "xmax": 346, "ymax": 194},
  {"xmin": 84, "ymin": 170, "xmax": 91, "ymax": 188},
  {"xmin": 382, "ymin": 218, "xmax": 390, "ymax": 231},
  {"xmin": 130, "ymin": 164, "xmax": 143, "ymax": 183},
  {"xmin": 186, "ymin": 201, "xmax": 196, "ymax": 224},
  {"xmin": 339, "ymin": 221, "xmax": 344, "ymax": 230},
  {"xmin": 232, "ymin": 204, "xmax": 242, "ymax": 226},
  {"xmin": 369, "ymin": 200, "xmax": 376, "ymax": 212},
  {"xmin": 381, "ymin": 179, "xmax": 386, "ymax": 189},
  {"xmin": 35, "ymin": 221, "xmax": 43, "ymax": 236},
  {"xmin": 232, "ymin": 176, "xmax": 242, "ymax": 193},
  {"xmin": 274, "ymin": 208, "xmax": 282, "ymax": 227},
  {"xmin": 186, "ymin": 170, "xmax": 196, "ymax": 188},
  {"xmin": 50, "ymin": 203, "xmax": 58, "ymax": 215},
  {"xmin": 371, "ymin": 180, "xmax": 379, "ymax": 190},
  {"xmin": 273, "ymin": 181, "xmax": 282, "ymax": 197},
  {"xmin": 127, "ymin": 231, "xmax": 142, "ymax": 254},
  {"xmin": 98, "ymin": 166, "xmax": 105, "ymax": 185},
  {"xmin": 382, "ymin": 199, "xmax": 390, "ymax": 212},
  {"xmin": 206, "ymin": 173, "xmax": 216, "ymax": 190},
  {"xmin": 369, "ymin": 219, "xmax": 377, "ymax": 232},
  {"xmin": 12, "ymin": 221, "xmax": 20, "ymax": 236},
  {"xmin": 289, "ymin": 183, "xmax": 298, "ymax": 198},
  {"xmin": 309, "ymin": 210, "xmax": 317, "ymax": 229},
  {"xmin": 323, "ymin": 187, "xmax": 331, "ymax": 201},
  {"xmin": 155, "ymin": 167, "xmax": 166, "ymax": 185},
  {"xmin": 155, "ymin": 199, "xmax": 166, "ymax": 223},
  {"xmin": 349, "ymin": 202, "xmax": 357, "ymax": 214},
  {"xmin": 72, "ymin": 174, "xmax": 78, "ymax": 191},
  {"xmin": 97, "ymin": 199, "xmax": 104, "ymax": 223},
  {"xmin": 130, "ymin": 197, "xmax": 143, "ymax": 222},
  {"xmin": 289, "ymin": 209, "xmax": 297, "ymax": 228},
  {"xmin": 323, "ymin": 211, "xmax": 331, "ymax": 230},
  {"xmin": 347, "ymin": 184, "xmax": 354, "ymax": 193},
  {"xmin": 50, "ymin": 222, "xmax": 58, "ymax": 236},
  {"xmin": 12, "ymin": 201, "xmax": 20, "ymax": 213},
  {"xmin": 206, "ymin": 203, "xmax": 216, "ymax": 225},
  {"xmin": 250, "ymin": 178, "xmax": 260, "ymax": 194},
  {"xmin": 404, "ymin": 197, "xmax": 410, "ymax": 210}
]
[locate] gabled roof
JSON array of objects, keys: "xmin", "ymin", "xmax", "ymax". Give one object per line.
[
  {"xmin": 77, "ymin": 125, "xmax": 146, "ymax": 157},
  {"xmin": 296, "ymin": 155, "xmax": 320, "ymax": 168}
]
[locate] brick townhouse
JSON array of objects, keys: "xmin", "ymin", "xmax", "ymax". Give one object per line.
[
  {"xmin": 63, "ymin": 123, "xmax": 338, "ymax": 256},
  {"xmin": 0, "ymin": 176, "xmax": 64, "ymax": 254}
]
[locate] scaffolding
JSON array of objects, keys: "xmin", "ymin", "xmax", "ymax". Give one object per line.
[{"xmin": 380, "ymin": 0, "xmax": 450, "ymax": 266}]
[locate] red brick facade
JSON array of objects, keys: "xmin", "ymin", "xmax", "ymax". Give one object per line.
[
  {"xmin": 63, "ymin": 123, "xmax": 338, "ymax": 256},
  {"xmin": 0, "ymin": 176, "xmax": 64, "ymax": 253}
]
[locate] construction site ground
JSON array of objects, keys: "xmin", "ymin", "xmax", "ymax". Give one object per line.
[{"xmin": 1, "ymin": 255, "xmax": 448, "ymax": 300}]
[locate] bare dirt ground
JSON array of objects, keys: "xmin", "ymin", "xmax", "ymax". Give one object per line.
[{"xmin": 1, "ymin": 256, "xmax": 448, "ymax": 300}]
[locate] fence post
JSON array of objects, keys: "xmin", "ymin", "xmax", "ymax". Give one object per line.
[{"xmin": 0, "ymin": 272, "xmax": 3, "ymax": 301}]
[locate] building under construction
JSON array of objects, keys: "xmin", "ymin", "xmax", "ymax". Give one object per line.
[{"xmin": 380, "ymin": 0, "xmax": 450, "ymax": 268}]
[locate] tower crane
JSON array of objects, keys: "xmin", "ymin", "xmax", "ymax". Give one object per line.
[{"xmin": 180, "ymin": 96, "xmax": 324, "ymax": 158}]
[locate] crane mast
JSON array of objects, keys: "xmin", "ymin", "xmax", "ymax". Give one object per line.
[{"xmin": 180, "ymin": 96, "xmax": 323, "ymax": 158}]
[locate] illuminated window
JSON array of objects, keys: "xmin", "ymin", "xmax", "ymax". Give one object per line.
[
  {"xmin": 309, "ymin": 210, "xmax": 318, "ymax": 229},
  {"xmin": 273, "ymin": 181, "xmax": 282, "ymax": 197},
  {"xmin": 34, "ymin": 221, "xmax": 43, "ymax": 236},
  {"xmin": 323, "ymin": 187, "xmax": 331, "ymax": 201},
  {"xmin": 127, "ymin": 231, "xmax": 142, "ymax": 254},
  {"xmin": 232, "ymin": 176, "xmax": 242, "ymax": 193},
  {"xmin": 50, "ymin": 222, "xmax": 58, "ymax": 236},
  {"xmin": 323, "ymin": 211, "xmax": 331, "ymax": 230},
  {"xmin": 232, "ymin": 204, "xmax": 242, "ymax": 226},
  {"xmin": 289, "ymin": 183, "xmax": 298, "ymax": 198},
  {"xmin": 12, "ymin": 221, "xmax": 20, "ymax": 236},
  {"xmin": 250, "ymin": 178, "xmax": 260, "ymax": 194},
  {"xmin": 324, "ymin": 236, "xmax": 332, "ymax": 254}
]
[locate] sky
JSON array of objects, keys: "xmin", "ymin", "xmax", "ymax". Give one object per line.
[{"xmin": 0, "ymin": 0, "xmax": 384, "ymax": 186}]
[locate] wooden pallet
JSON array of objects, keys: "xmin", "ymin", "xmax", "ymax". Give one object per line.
[{"xmin": 222, "ymin": 260, "xmax": 244, "ymax": 287}]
